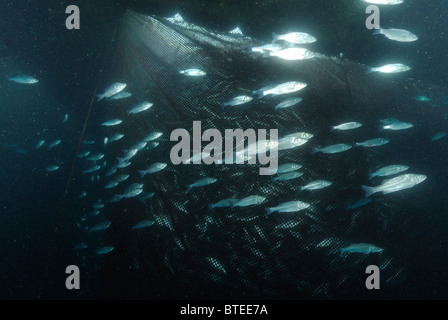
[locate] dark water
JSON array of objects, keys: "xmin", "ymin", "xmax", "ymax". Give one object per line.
[{"xmin": 0, "ymin": 0, "xmax": 447, "ymax": 300}]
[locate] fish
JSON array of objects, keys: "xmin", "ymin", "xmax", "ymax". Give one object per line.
[
  {"xmin": 271, "ymin": 171, "xmax": 304, "ymax": 182},
  {"xmin": 89, "ymin": 220, "xmax": 112, "ymax": 232},
  {"xmin": 373, "ymin": 27, "xmax": 418, "ymax": 42},
  {"xmin": 382, "ymin": 121, "xmax": 413, "ymax": 130},
  {"xmin": 137, "ymin": 192, "xmax": 155, "ymax": 201},
  {"xmin": 95, "ymin": 246, "xmax": 114, "ymax": 255},
  {"xmin": 104, "ymin": 166, "xmax": 117, "ymax": 176},
  {"xmin": 369, "ymin": 165, "xmax": 409, "ymax": 180},
  {"xmin": 143, "ymin": 132, "xmax": 163, "ymax": 142},
  {"xmin": 330, "ymin": 122, "xmax": 362, "ymax": 131},
  {"xmin": 62, "ymin": 114, "xmax": 68, "ymax": 123},
  {"xmin": 82, "ymin": 140, "xmax": 95, "ymax": 145},
  {"xmin": 221, "ymin": 95, "xmax": 253, "ymax": 108},
  {"xmin": 104, "ymin": 137, "xmax": 108, "ymax": 147},
  {"xmin": 187, "ymin": 177, "xmax": 217, "ymax": 189},
  {"xmin": 109, "ymin": 90, "xmax": 132, "ymax": 100},
  {"xmin": 117, "ymin": 148, "xmax": 138, "ymax": 165},
  {"xmin": 87, "ymin": 153, "xmax": 105, "ymax": 161},
  {"xmin": 121, "ymin": 183, "xmax": 144, "ymax": 198},
  {"xmin": 179, "ymin": 69, "xmax": 207, "ymax": 76},
  {"xmin": 132, "ymin": 220, "xmax": 155, "ymax": 230},
  {"xmin": 414, "ymin": 96, "xmax": 431, "ymax": 102},
  {"xmin": 257, "ymin": 81, "xmax": 307, "ymax": 98},
  {"xmin": 250, "ymin": 43, "xmax": 283, "ymax": 53},
  {"xmin": 363, "ymin": 0, "xmax": 403, "ymax": 4},
  {"xmin": 366, "ymin": 63, "xmax": 411, "ymax": 74},
  {"xmin": 96, "ymin": 82, "xmax": 127, "ymax": 101},
  {"xmin": 78, "ymin": 191, "xmax": 87, "ymax": 199},
  {"xmin": 14, "ymin": 148, "xmax": 27, "ymax": 155},
  {"xmin": 208, "ymin": 198, "xmax": 239, "ymax": 209},
  {"xmin": 312, "ymin": 144, "xmax": 352, "ymax": 154},
  {"xmin": 93, "ymin": 201, "xmax": 104, "ymax": 209},
  {"xmin": 361, "ymin": 173, "xmax": 427, "ymax": 197},
  {"xmin": 46, "ymin": 165, "xmax": 59, "ymax": 172},
  {"xmin": 8, "ymin": 75, "xmax": 39, "ymax": 84},
  {"xmin": 233, "ymin": 195, "xmax": 266, "ymax": 207},
  {"xmin": 274, "ymin": 97, "xmax": 303, "ymax": 110},
  {"xmin": 35, "ymin": 140, "xmax": 45, "ymax": 149},
  {"xmin": 101, "ymin": 119, "xmax": 123, "ymax": 126},
  {"xmin": 299, "ymin": 180, "xmax": 332, "ymax": 191},
  {"xmin": 104, "ymin": 181, "xmax": 119, "ymax": 189},
  {"xmin": 115, "ymin": 160, "xmax": 131, "ymax": 169},
  {"xmin": 109, "ymin": 133, "xmax": 125, "ymax": 142},
  {"xmin": 265, "ymin": 163, "xmax": 302, "ymax": 175},
  {"xmin": 265, "ymin": 200, "xmax": 310, "ymax": 215},
  {"xmin": 48, "ymin": 139, "xmax": 61, "ymax": 149},
  {"xmin": 113, "ymin": 174, "xmax": 130, "ymax": 182},
  {"xmin": 269, "ymin": 47, "xmax": 317, "ymax": 61},
  {"xmin": 431, "ymin": 131, "xmax": 446, "ymax": 141},
  {"xmin": 138, "ymin": 163, "xmax": 167, "ymax": 177},
  {"xmin": 339, "ymin": 243, "xmax": 383, "ymax": 257},
  {"xmin": 272, "ymin": 32, "xmax": 317, "ymax": 44},
  {"xmin": 82, "ymin": 164, "xmax": 101, "ymax": 174},
  {"xmin": 355, "ymin": 138, "xmax": 390, "ymax": 147},
  {"xmin": 74, "ymin": 242, "xmax": 87, "ymax": 250},
  {"xmin": 128, "ymin": 101, "xmax": 153, "ymax": 115},
  {"xmin": 345, "ymin": 198, "xmax": 372, "ymax": 210},
  {"xmin": 131, "ymin": 141, "xmax": 148, "ymax": 151},
  {"xmin": 77, "ymin": 151, "xmax": 91, "ymax": 158}
]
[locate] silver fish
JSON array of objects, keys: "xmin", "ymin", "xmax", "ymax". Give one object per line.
[
  {"xmin": 179, "ymin": 69, "xmax": 206, "ymax": 76},
  {"xmin": 62, "ymin": 114, "xmax": 68, "ymax": 123},
  {"xmin": 97, "ymin": 82, "xmax": 126, "ymax": 101},
  {"xmin": 258, "ymin": 81, "xmax": 307, "ymax": 98},
  {"xmin": 132, "ymin": 220, "xmax": 155, "ymax": 230},
  {"xmin": 274, "ymin": 97, "xmax": 303, "ymax": 110},
  {"xmin": 104, "ymin": 181, "xmax": 119, "ymax": 189},
  {"xmin": 109, "ymin": 90, "xmax": 132, "ymax": 100},
  {"xmin": 363, "ymin": 0, "xmax": 403, "ymax": 4},
  {"xmin": 383, "ymin": 121, "xmax": 413, "ymax": 130},
  {"xmin": 355, "ymin": 138, "xmax": 390, "ymax": 147},
  {"xmin": 113, "ymin": 174, "xmax": 130, "ymax": 183},
  {"xmin": 299, "ymin": 180, "xmax": 332, "ymax": 191},
  {"xmin": 269, "ymin": 47, "xmax": 317, "ymax": 61},
  {"xmin": 345, "ymin": 198, "xmax": 372, "ymax": 210},
  {"xmin": 48, "ymin": 139, "xmax": 61, "ymax": 149},
  {"xmin": 101, "ymin": 119, "xmax": 122, "ymax": 126},
  {"xmin": 35, "ymin": 140, "xmax": 45, "ymax": 149},
  {"xmin": 138, "ymin": 163, "xmax": 167, "ymax": 177},
  {"xmin": 234, "ymin": 195, "xmax": 266, "ymax": 207},
  {"xmin": 330, "ymin": 122, "xmax": 362, "ymax": 131},
  {"xmin": 89, "ymin": 220, "xmax": 112, "ymax": 232},
  {"xmin": 369, "ymin": 165, "xmax": 409, "ymax": 180},
  {"xmin": 208, "ymin": 198, "xmax": 239, "ymax": 209},
  {"xmin": 272, "ymin": 32, "xmax": 317, "ymax": 44},
  {"xmin": 312, "ymin": 144, "xmax": 351, "ymax": 154},
  {"xmin": 128, "ymin": 101, "xmax": 153, "ymax": 115},
  {"xmin": 109, "ymin": 133, "xmax": 125, "ymax": 142},
  {"xmin": 143, "ymin": 132, "xmax": 163, "ymax": 142},
  {"xmin": 221, "ymin": 95, "xmax": 253, "ymax": 107},
  {"xmin": 362, "ymin": 173, "xmax": 427, "ymax": 197},
  {"xmin": 340, "ymin": 243, "xmax": 383, "ymax": 257},
  {"xmin": 265, "ymin": 200, "xmax": 310, "ymax": 215},
  {"xmin": 104, "ymin": 166, "xmax": 117, "ymax": 176},
  {"xmin": 367, "ymin": 63, "xmax": 411, "ymax": 74},
  {"xmin": 87, "ymin": 153, "xmax": 105, "ymax": 161},
  {"xmin": 82, "ymin": 164, "xmax": 101, "ymax": 174},
  {"xmin": 271, "ymin": 171, "xmax": 303, "ymax": 182},
  {"xmin": 250, "ymin": 43, "xmax": 283, "ymax": 53},
  {"xmin": 8, "ymin": 75, "xmax": 38, "ymax": 84},
  {"xmin": 187, "ymin": 177, "xmax": 217, "ymax": 189},
  {"xmin": 46, "ymin": 164, "xmax": 59, "ymax": 172},
  {"xmin": 431, "ymin": 131, "xmax": 446, "ymax": 141},
  {"xmin": 373, "ymin": 27, "xmax": 418, "ymax": 42},
  {"xmin": 265, "ymin": 163, "xmax": 302, "ymax": 175},
  {"xmin": 95, "ymin": 246, "xmax": 114, "ymax": 255}
]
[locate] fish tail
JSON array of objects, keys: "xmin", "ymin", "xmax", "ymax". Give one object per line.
[
  {"xmin": 257, "ymin": 90, "xmax": 265, "ymax": 99},
  {"xmin": 366, "ymin": 66, "xmax": 373, "ymax": 74},
  {"xmin": 339, "ymin": 248, "xmax": 345, "ymax": 258},
  {"xmin": 96, "ymin": 94, "xmax": 104, "ymax": 101},
  {"xmin": 311, "ymin": 147, "xmax": 318, "ymax": 154},
  {"xmin": 361, "ymin": 185, "xmax": 375, "ymax": 198},
  {"xmin": 330, "ymin": 126, "xmax": 335, "ymax": 132},
  {"xmin": 220, "ymin": 102, "xmax": 227, "ymax": 108},
  {"xmin": 208, "ymin": 204, "xmax": 214, "ymax": 210},
  {"xmin": 372, "ymin": 28, "xmax": 381, "ymax": 36},
  {"xmin": 265, "ymin": 208, "xmax": 273, "ymax": 215},
  {"xmin": 298, "ymin": 186, "xmax": 303, "ymax": 192},
  {"xmin": 368, "ymin": 173, "xmax": 374, "ymax": 180},
  {"xmin": 138, "ymin": 170, "xmax": 146, "ymax": 178},
  {"xmin": 272, "ymin": 32, "xmax": 279, "ymax": 42}
]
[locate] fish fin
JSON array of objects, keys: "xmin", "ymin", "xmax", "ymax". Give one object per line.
[
  {"xmin": 96, "ymin": 94, "xmax": 104, "ymax": 101},
  {"xmin": 298, "ymin": 186, "xmax": 303, "ymax": 192},
  {"xmin": 361, "ymin": 185, "xmax": 375, "ymax": 198},
  {"xmin": 265, "ymin": 208, "xmax": 273, "ymax": 215},
  {"xmin": 368, "ymin": 173, "xmax": 374, "ymax": 180},
  {"xmin": 272, "ymin": 32, "xmax": 279, "ymax": 42},
  {"xmin": 220, "ymin": 102, "xmax": 227, "ymax": 108},
  {"xmin": 330, "ymin": 126, "xmax": 335, "ymax": 132},
  {"xmin": 339, "ymin": 248, "xmax": 345, "ymax": 258},
  {"xmin": 311, "ymin": 147, "xmax": 318, "ymax": 154},
  {"xmin": 366, "ymin": 66, "xmax": 373, "ymax": 74},
  {"xmin": 208, "ymin": 204, "xmax": 214, "ymax": 210},
  {"xmin": 257, "ymin": 91, "xmax": 265, "ymax": 99}
]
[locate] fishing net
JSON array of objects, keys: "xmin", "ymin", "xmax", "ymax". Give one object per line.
[{"xmin": 91, "ymin": 10, "xmax": 448, "ymax": 299}]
